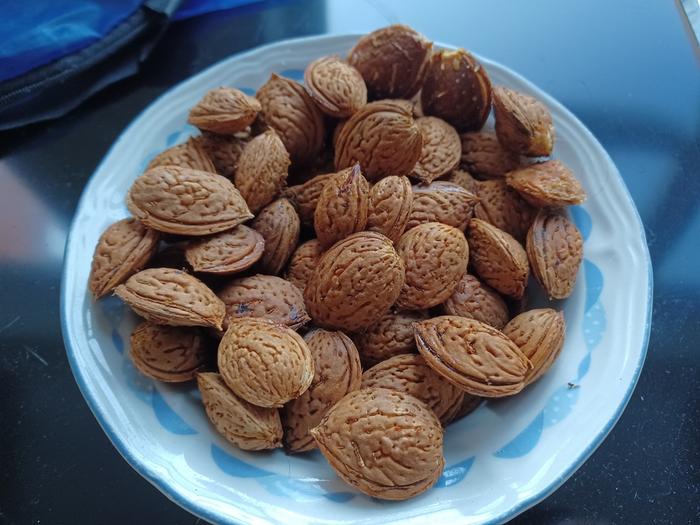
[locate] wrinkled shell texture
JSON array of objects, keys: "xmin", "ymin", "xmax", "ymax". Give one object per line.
[
  {"xmin": 283, "ymin": 329, "xmax": 362, "ymax": 452},
  {"xmin": 188, "ymin": 87, "xmax": 261, "ymax": 134},
  {"xmin": 251, "ymin": 198, "xmax": 300, "ymax": 275},
  {"xmin": 334, "ymin": 100, "xmax": 422, "ymax": 181},
  {"xmin": 406, "ymin": 182, "xmax": 478, "ymax": 232},
  {"xmin": 415, "ymin": 316, "xmax": 531, "ymax": 397},
  {"xmin": 396, "ymin": 222, "xmax": 469, "ymax": 310},
  {"xmin": 218, "ymin": 318, "xmax": 314, "ymax": 408},
  {"xmin": 304, "ymin": 232, "xmax": 405, "ymax": 332},
  {"xmin": 311, "ymin": 387, "xmax": 444, "ymax": 500},
  {"xmin": 197, "ymin": 373, "xmax": 283, "ymax": 450},
  {"xmin": 474, "ymin": 179, "xmax": 535, "ymax": 242},
  {"xmin": 443, "ymin": 274, "xmax": 510, "ymax": 330},
  {"xmin": 460, "ymin": 132, "xmax": 520, "ymax": 178},
  {"xmin": 89, "ymin": 219, "xmax": 160, "ymax": 298},
  {"xmin": 506, "ymin": 160, "xmax": 587, "ymax": 208},
  {"xmin": 218, "ymin": 274, "xmax": 310, "ymax": 331},
  {"xmin": 366, "ymin": 175, "xmax": 413, "ymax": 243},
  {"xmin": 347, "ymin": 24, "xmax": 432, "ymax": 100},
  {"xmin": 304, "ymin": 56, "xmax": 367, "ymax": 117},
  {"xmin": 114, "ymin": 268, "xmax": 225, "ymax": 329},
  {"xmin": 234, "ymin": 130, "xmax": 290, "ymax": 213},
  {"xmin": 126, "ymin": 167, "xmax": 253, "ymax": 235},
  {"xmin": 283, "ymin": 172, "xmax": 337, "ymax": 224},
  {"xmin": 493, "ymin": 86, "xmax": 554, "ymax": 157},
  {"xmin": 527, "ymin": 210, "xmax": 583, "ymax": 299},
  {"xmin": 421, "ymin": 49, "xmax": 492, "ymax": 132},
  {"xmin": 256, "ymin": 74, "xmax": 325, "ymax": 166},
  {"xmin": 314, "ymin": 165, "xmax": 369, "ymax": 247},
  {"xmin": 130, "ymin": 322, "xmax": 207, "ymax": 382},
  {"xmin": 354, "ymin": 310, "xmax": 428, "ymax": 366},
  {"xmin": 184, "ymin": 225, "xmax": 264, "ymax": 274},
  {"xmin": 467, "ymin": 219, "xmax": 529, "ymax": 299},
  {"xmin": 146, "ymin": 137, "xmax": 217, "ymax": 172},
  {"xmin": 443, "ymin": 169, "xmax": 479, "ymax": 193},
  {"xmin": 361, "ymin": 354, "xmax": 464, "ymax": 424},
  {"xmin": 196, "ymin": 132, "xmax": 249, "ymax": 178},
  {"xmin": 412, "ymin": 117, "xmax": 461, "ymax": 183},
  {"xmin": 504, "ymin": 309, "xmax": 566, "ymax": 385},
  {"xmin": 447, "ymin": 394, "xmax": 483, "ymax": 424},
  {"xmin": 285, "ymin": 239, "xmax": 324, "ymax": 292}
]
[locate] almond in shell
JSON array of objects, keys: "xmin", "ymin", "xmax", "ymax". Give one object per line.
[
  {"xmin": 196, "ymin": 132, "xmax": 250, "ymax": 178},
  {"xmin": 285, "ymin": 239, "xmax": 324, "ymax": 292},
  {"xmin": 146, "ymin": 137, "xmax": 217, "ymax": 172},
  {"xmin": 442, "ymin": 169, "xmax": 479, "ymax": 193},
  {"xmin": 184, "ymin": 225, "xmax": 264, "ymax": 275},
  {"xmin": 310, "ymin": 387, "xmax": 444, "ymax": 500},
  {"xmin": 114, "ymin": 268, "xmax": 225, "ymax": 329},
  {"xmin": 197, "ymin": 372, "xmax": 283, "ymax": 450},
  {"xmin": 130, "ymin": 322, "xmax": 208, "ymax": 382},
  {"xmin": 474, "ymin": 179, "xmax": 535, "ymax": 242},
  {"xmin": 283, "ymin": 172, "xmax": 337, "ymax": 225},
  {"xmin": 304, "ymin": 56, "xmax": 367, "ymax": 117},
  {"xmin": 460, "ymin": 131, "xmax": 520, "ymax": 178},
  {"xmin": 503, "ymin": 308, "xmax": 565, "ymax": 384},
  {"xmin": 526, "ymin": 209, "xmax": 583, "ymax": 299},
  {"xmin": 89, "ymin": 218, "xmax": 160, "ymax": 298},
  {"xmin": 251, "ymin": 198, "xmax": 300, "ymax": 275},
  {"xmin": 406, "ymin": 181, "xmax": 478, "ymax": 232},
  {"xmin": 493, "ymin": 86, "xmax": 554, "ymax": 157},
  {"xmin": 411, "ymin": 116, "xmax": 461, "ymax": 183},
  {"xmin": 126, "ymin": 166, "xmax": 253, "ymax": 235},
  {"xmin": 414, "ymin": 316, "xmax": 531, "ymax": 397},
  {"xmin": 283, "ymin": 329, "xmax": 362, "ymax": 453},
  {"xmin": 467, "ymin": 218, "xmax": 529, "ymax": 299},
  {"xmin": 506, "ymin": 160, "xmax": 586, "ymax": 208},
  {"xmin": 366, "ymin": 175, "xmax": 413, "ymax": 243},
  {"xmin": 218, "ymin": 317, "xmax": 314, "ymax": 408},
  {"xmin": 188, "ymin": 87, "xmax": 261, "ymax": 135},
  {"xmin": 354, "ymin": 310, "xmax": 428, "ymax": 367},
  {"xmin": 443, "ymin": 273, "xmax": 510, "ymax": 330},
  {"xmin": 395, "ymin": 222, "xmax": 469, "ymax": 310}
]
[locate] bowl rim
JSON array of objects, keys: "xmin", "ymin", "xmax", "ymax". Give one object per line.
[{"xmin": 61, "ymin": 32, "xmax": 653, "ymax": 525}]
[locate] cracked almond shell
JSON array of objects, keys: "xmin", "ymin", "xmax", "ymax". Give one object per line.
[
  {"xmin": 415, "ymin": 316, "xmax": 531, "ymax": 397},
  {"xmin": 493, "ymin": 86, "xmax": 554, "ymax": 157},
  {"xmin": 304, "ymin": 56, "xmax": 367, "ymax": 117},
  {"xmin": 197, "ymin": 372, "xmax": 283, "ymax": 450},
  {"xmin": 443, "ymin": 273, "xmax": 510, "ymax": 330},
  {"xmin": 251, "ymin": 198, "xmax": 300, "ymax": 275},
  {"xmin": 406, "ymin": 181, "xmax": 478, "ymax": 232},
  {"xmin": 283, "ymin": 329, "xmax": 362, "ymax": 453},
  {"xmin": 188, "ymin": 87, "xmax": 261, "ymax": 135},
  {"xmin": 354, "ymin": 310, "xmax": 428, "ymax": 367},
  {"xmin": 506, "ymin": 160, "xmax": 587, "ymax": 208},
  {"xmin": 184, "ymin": 225, "xmax": 264, "ymax": 275},
  {"xmin": 366, "ymin": 175, "xmax": 413, "ymax": 243},
  {"xmin": 310, "ymin": 387, "xmax": 444, "ymax": 500},
  {"xmin": 218, "ymin": 317, "xmax": 314, "ymax": 408},
  {"xmin": 126, "ymin": 166, "xmax": 253, "ymax": 236},
  {"xmin": 411, "ymin": 116, "xmax": 461, "ymax": 183},
  {"xmin": 146, "ymin": 137, "xmax": 217, "ymax": 172}
]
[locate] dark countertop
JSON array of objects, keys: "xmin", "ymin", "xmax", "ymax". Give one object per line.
[{"xmin": 1, "ymin": 0, "xmax": 698, "ymax": 523}]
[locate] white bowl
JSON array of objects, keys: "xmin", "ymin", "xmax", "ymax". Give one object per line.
[{"xmin": 61, "ymin": 34, "xmax": 652, "ymax": 525}]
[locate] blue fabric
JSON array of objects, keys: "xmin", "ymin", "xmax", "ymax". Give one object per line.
[
  {"xmin": 174, "ymin": 0, "xmax": 262, "ymax": 20},
  {"xmin": 0, "ymin": 1, "xmax": 144, "ymax": 82}
]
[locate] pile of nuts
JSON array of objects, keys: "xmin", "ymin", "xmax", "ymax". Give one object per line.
[{"xmin": 88, "ymin": 25, "xmax": 585, "ymax": 501}]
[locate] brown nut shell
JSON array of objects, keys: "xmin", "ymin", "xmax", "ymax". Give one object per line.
[
  {"xmin": 406, "ymin": 181, "xmax": 478, "ymax": 232},
  {"xmin": 304, "ymin": 232, "xmax": 405, "ymax": 332},
  {"xmin": 310, "ymin": 387, "xmax": 444, "ymax": 500},
  {"xmin": 184, "ymin": 225, "xmax": 264, "ymax": 275},
  {"xmin": 467, "ymin": 218, "xmax": 529, "ymax": 299},
  {"xmin": 197, "ymin": 372, "xmax": 283, "ymax": 450},
  {"xmin": 395, "ymin": 222, "xmax": 469, "ymax": 310},
  {"xmin": 218, "ymin": 274, "xmax": 310, "ymax": 331},
  {"xmin": 285, "ymin": 239, "xmax": 324, "ymax": 292},
  {"xmin": 354, "ymin": 310, "xmax": 428, "ymax": 367},
  {"xmin": 366, "ymin": 175, "xmax": 413, "ymax": 243},
  {"xmin": 334, "ymin": 100, "xmax": 422, "ymax": 181},
  {"xmin": 188, "ymin": 87, "xmax": 261, "ymax": 134},
  {"xmin": 126, "ymin": 166, "xmax": 253, "ymax": 236},
  {"xmin": 195, "ymin": 132, "xmax": 250, "ymax": 179},
  {"xmin": 421, "ymin": 49, "xmax": 492, "ymax": 132},
  {"xmin": 444, "ymin": 394, "xmax": 483, "ymax": 425},
  {"xmin": 411, "ymin": 116, "xmax": 461, "ymax": 183},
  {"xmin": 304, "ymin": 56, "xmax": 367, "ymax": 117},
  {"xmin": 146, "ymin": 137, "xmax": 217, "ymax": 173},
  {"xmin": 114, "ymin": 268, "xmax": 225, "ymax": 329},
  {"xmin": 283, "ymin": 172, "xmax": 338, "ymax": 225},
  {"xmin": 234, "ymin": 129, "xmax": 290, "ymax": 213},
  {"xmin": 129, "ymin": 322, "xmax": 208, "ymax": 382},
  {"xmin": 474, "ymin": 179, "xmax": 535, "ymax": 242},
  {"xmin": 442, "ymin": 169, "xmax": 479, "ymax": 193},
  {"xmin": 506, "ymin": 160, "xmax": 587, "ymax": 208},
  {"xmin": 503, "ymin": 308, "xmax": 566, "ymax": 385},
  {"xmin": 256, "ymin": 73, "xmax": 325, "ymax": 166},
  {"xmin": 361, "ymin": 354, "xmax": 464, "ymax": 425},
  {"xmin": 218, "ymin": 318, "xmax": 314, "ymax": 408},
  {"xmin": 460, "ymin": 131, "xmax": 521, "ymax": 178},
  {"xmin": 314, "ymin": 164, "xmax": 369, "ymax": 248},
  {"xmin": 415, "ymin": 316, "xmax": 531, "ymax": 397},
  {"xmin": 443, "ymin": 273, "xmax": 510, "ymax": 330},
  {"xmin": 251, "ymin": 198, "xmax": 301, "ymax": 275},
  {"xmin": 283, "ymin": 329, "xmax": 362, "ymax": 453},
  {"xmin": 526, "ymin": 209, "xmax": 583, "ymax": 299},
  {"xmin": 347, "ymin": 25, "xmax": 432, "ymax": 100},
  {"xmin": 493, "ymin": 86, "xmax": 554, "ymax": 157},
  {"xmin": 89, "ymin": 218, "xmax": 160, "ymax": 298}
]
